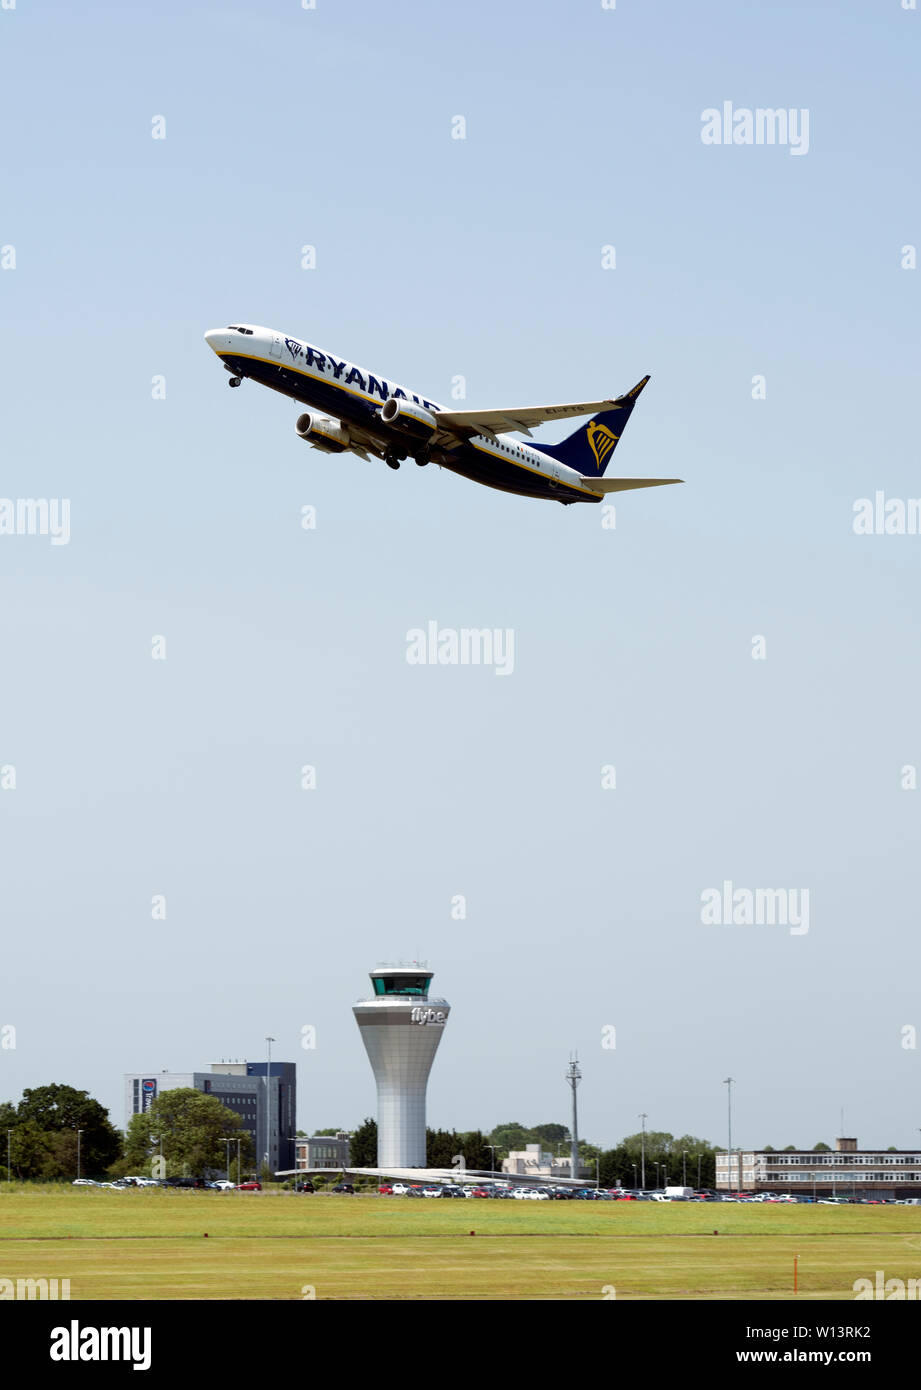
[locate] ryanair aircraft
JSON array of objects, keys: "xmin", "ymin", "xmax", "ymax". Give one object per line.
[{"xmin": 204, "ymin": 324, "xmax": 682, "ymax": 507}]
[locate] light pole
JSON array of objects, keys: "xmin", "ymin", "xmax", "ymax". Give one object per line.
[
  {"xmin": 683, "ymin": 1150, "xmax": 688, "ymax": 1186},
  {"xmin": 724, "ymin": 1077, "xmax": 734, "ymax": 1196},
  {"xmin": 639, "ymin": 1113, "xmax": 647, "ymax": 1189},
  {"xmin": 264, "ymin": 1035, "xmax": 275, "ymax": 1182},
  {"xmin": 697, "ymin": 1153, "xmax": 702, "ymax": 1189},
  {"xmin": 566, "ymin": 1054, "xmax": 581, "ymax": 1180},
  {"xmin": 6, "ymin": 1128, "xmax": 12, "ymax": 1182},
  {"xmin": 486, "ymin": 1145, "xmax": 497, "ymax": 1177},
  {"xmin": 595, "ymin": 1155, "xmax": 599, "ymax": 1190},
  {"xmin": 631, "ymin": 1162, "xmax": 637, "ymax": 1191},
  {"xmin": 75, "ymin": 1128, "xmax": 83, "ymax": 1182},
  {"xmin": 221, "ymin": 1138, "xmax": 233, "ymax": 1181}
]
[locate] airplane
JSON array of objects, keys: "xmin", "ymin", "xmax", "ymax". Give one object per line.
[{"xmin": 204, "ymin": 324, "xmax": 682, "ymax": 507}]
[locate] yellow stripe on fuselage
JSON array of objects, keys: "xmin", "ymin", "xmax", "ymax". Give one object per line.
[{"xmin": 221, "ymin": 350, "xmax": 597, "ymax": 497}]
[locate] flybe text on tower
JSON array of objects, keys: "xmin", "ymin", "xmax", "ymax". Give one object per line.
[{"xmin": 410, "ymin": 1007, "xmax": 447, "ymax": 1026}]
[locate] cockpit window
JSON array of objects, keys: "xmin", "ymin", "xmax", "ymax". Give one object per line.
[
  {"xmin": 226, "ymin": 325, "xmax": 241, "ymax": 331},
  {"xmin": 227, "ymin": 325, "xmax": 254, "ymax": 334}
]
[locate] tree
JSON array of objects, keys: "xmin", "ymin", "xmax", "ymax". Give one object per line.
[
  {"xmin": 348, "ymin": 1117, "xmax": 377, "ymax": 1167},
  {"xmin": 813, "ymin": 1142, "xmax": 831, "ymax": 1152},
  {"xmin": 426, "ymin": 1128, "xmax": 458, "ymax": 1168},
  {"xmin": 531, "ymin": 1123, "xmax": 569, "ymax": 1147},
  {"xmin": 456, "ymin": 1130, "xmax": 493, "ymax": 1172},
  {"xmin": 4, "ymin": 1084, "xmax": 122, "ymax": 1178},
  {"xmin": 486, "ymin": 1122, "xmax": 532, "ymax": 1158},
  {"xmin": 7, "ymin": 1121, "xmax": 55, "ymax": 1180},
  {"xmin": 124, "ymin": 1088, "xmax": 249, "ymax": 1177},
  {"xmin": 596, "ymin": 1133, "xmax": 719, "ymax": 1190}
]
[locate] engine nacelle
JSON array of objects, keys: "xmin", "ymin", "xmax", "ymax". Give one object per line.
[
  {"xmin": 380, "ymin": 396, "xmax": 439, "ymax": 441},
  {"xmin": 295, "ymin": 412, "xmax": 350, "ymax": 454}
]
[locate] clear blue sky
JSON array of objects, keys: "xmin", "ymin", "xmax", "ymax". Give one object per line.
[{"xmin": 1, "ymin": 0, "xmax": 919, "ymax": 1152}]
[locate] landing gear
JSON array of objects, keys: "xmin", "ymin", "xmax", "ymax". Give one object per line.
[
  {"xmin": 384, "ymin": 449, "xmax": 401, "ymax": 471},
  {"xmin": 228, "ymin": 376, "xmax": 242, "ymax": 388},
  {"xmin": 414, "ymin": 447, "xmax": 431, "ymax": 467}
]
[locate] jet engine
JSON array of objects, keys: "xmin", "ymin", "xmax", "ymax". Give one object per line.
[
  {"xmin": 380, "ymin": 396, "xmax": 439, "ymax": 441},
  {"xmin": 295, "ymin": 412, "xmax": 350, "ymax": 454}
]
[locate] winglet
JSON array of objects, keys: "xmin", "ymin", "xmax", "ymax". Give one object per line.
[{"xmin": 616, "ymin": 375, "xmax": 650, "ymax": 404}]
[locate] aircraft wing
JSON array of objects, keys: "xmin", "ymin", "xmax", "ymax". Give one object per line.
[
  {"xmin": 433, "ymin": 377, "xmax": 651, "ymax": 439},
  {"xmin": 578, "ymin": 477, "xmax": 683, "ymax": 494},
  {"xmin": 434, "ymin": 398, "xmax": 620, "ymax": 439}
]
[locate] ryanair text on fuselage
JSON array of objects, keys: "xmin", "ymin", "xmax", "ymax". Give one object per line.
[{"xmin": 204, "ymin": 325, "xmax": 682, "ymax": 507}]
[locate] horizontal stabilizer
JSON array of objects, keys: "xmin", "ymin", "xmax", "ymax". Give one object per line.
[{"xmin": 579, "ymin": 476, "xmax": 683, "ymax": 494}]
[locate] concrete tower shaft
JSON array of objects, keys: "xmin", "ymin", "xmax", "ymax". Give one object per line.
[{"xmin": 353, "ymin": 966, "xmax": 450, "ymax": 1168}]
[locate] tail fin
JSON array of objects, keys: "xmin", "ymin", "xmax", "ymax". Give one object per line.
[{"xmin": 537, "ymin": 375, "xmax": 650, "ymax": 477}]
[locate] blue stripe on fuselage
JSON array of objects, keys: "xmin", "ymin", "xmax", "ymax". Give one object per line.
[{"xmin": 219, "ymin": 353, "xmax": 598, "ymax": 505}]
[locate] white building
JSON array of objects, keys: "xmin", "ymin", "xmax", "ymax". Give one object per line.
[{"xmin": 502, "ymin": 1143, "xmax": 591, "ymax": 1181}]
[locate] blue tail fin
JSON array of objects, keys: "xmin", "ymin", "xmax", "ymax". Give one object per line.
[{"xmin": 537, "ymin": 376, "xmax": 650, "ymax": 477}]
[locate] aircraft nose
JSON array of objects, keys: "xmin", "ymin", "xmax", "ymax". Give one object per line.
[{"xmin": 204, "ymin": 328, "xmax": 230, "ymax": 352}]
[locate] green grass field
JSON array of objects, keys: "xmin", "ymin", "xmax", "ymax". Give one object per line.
[{"xmin": 2, "ymin": 1187, "xmax": 920, "ymax": 1300}]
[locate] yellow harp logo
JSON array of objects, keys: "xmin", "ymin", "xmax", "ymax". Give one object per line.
[{"xmin": 586, "ymin": 420, "xmax": 619, "ymax": 472}]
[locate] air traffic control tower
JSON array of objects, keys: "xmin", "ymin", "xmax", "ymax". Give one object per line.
[{"xmin": 353, "ymin": 965, "xmax": 450, "ymax": 1168}]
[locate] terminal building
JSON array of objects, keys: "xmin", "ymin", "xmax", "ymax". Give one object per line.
[
  {"xmin": 716, "ymin": 1137, "xmax": 921, "ymax": 1200},
  {"xmin": 124, "ymin": 1060, "xmax": 296, "ymax": 1176},
  {"xmin": 353, "ymin": 963, "xmax": 450, "ymax": 1168}
]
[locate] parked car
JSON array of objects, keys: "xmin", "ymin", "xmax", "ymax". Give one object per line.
[
  {"xmin": 332, "ymin": 1182, "xmax": 355, "ymax": 1194},
  {"xmin": 237, "ymin": 1181, "xmax": 262, "ymax": 1191},
  {"xmin": 294, "ymin": 1180, "xmax": 315, "ymax": 1193},
  {"xmin": 377, "ymin": 1184, "xmax": 394, "ymax": 1195},
  {"xmin": 212, "ymin": 1180, "xmax": 236, "ymax": 1191}
]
